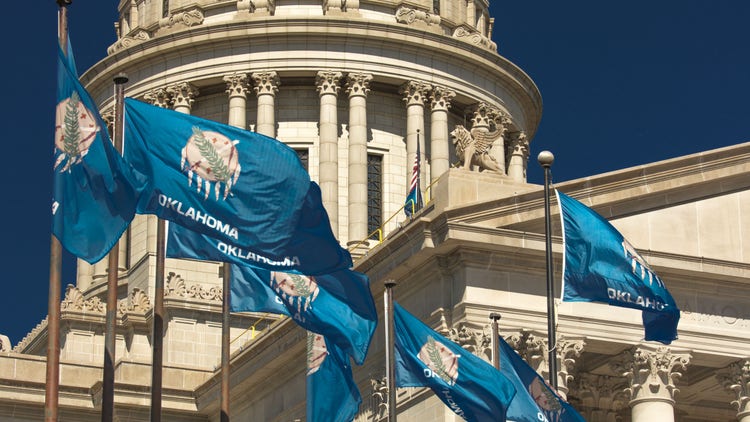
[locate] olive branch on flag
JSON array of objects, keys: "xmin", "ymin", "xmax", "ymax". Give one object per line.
[
  {"xmin": 425, "ymin": 336, "xmax": 453, "ymax": 384},
  {"xmin": 191, "ymin": 126, "xmax": 232, "ymax": 182},
  {"xmin": 63, "ymin": 91, "xmax": 82, "ymax": 159}
]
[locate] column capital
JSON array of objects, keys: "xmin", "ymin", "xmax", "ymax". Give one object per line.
[
  {"xmin": 716, "ymin": 359, "xmax": 750, "ymax": 418},
  {"xmin": 509, "ymin": 131, "xmax": 529, "ymax": 155},
  {"xmin": 167, "ymin": 82, "xmax": 199, "ymax": 110},
  {"xmin": 611, "ymin": 344, "xmax": 691, "ymax": 405},
  {"xmin": 224, "ymin": 73, "xmax": 250, "ymax": 98},
  {"xmin": 576, "ymin": 373, "xmax": 630, "ymax": 420},
  {"xmin": 515, "ymin": 330, "xmax": 586, "ymax": 397},
  {"xmin": 143, "ymin": 87, "xmax": 171, "ymax": 108},
  {"xmin": 430, "ymin": 86, "xmax": 456, "ymax": 111},
  {"xmin": 252, "ymin": 71, "xmax": 280, "ymax": 97},
  {"xmin": 469, "ymin": 102, "xmax": 509, "ymax": 130},
  {"xmin": 447, "ymin": 323, "xmax": 492, "ymax": 361},
  {"xmin": 345, "ymin": 72, "xmax": 372, "ymax": 98},
  {"xmin": 400, "ymin": 80, "xmax": 432, "ymax": 106},
  {"xmin": 315, "ymin": 71, "xmax": 343, "ymax": 96}
]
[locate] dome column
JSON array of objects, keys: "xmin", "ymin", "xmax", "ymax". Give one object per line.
[
  {"xmin": 429, "ymin": 86, "xmax": 455, "ymax": 184},
  {"xmin": 316, "ymin": 71, "xmax": 343, "ymax": 237},
  {"xmin": 717, "ymin": 359, "xmax": 750, "ymax": 422},
  {"xmin": 345, "ymin": 72, "xmax": 372, "ymax": 246},
  {"xmin": 252, "ymin": 71, "xmax": 280, "ymax": 138},
  {"xmin": 400, "ymin": 80, "xmax": 431, "ymax": 190},
  {"xmin": 507, "ymin": 131, "xmax": 529, "ymax": 182},
  {"xmin": 224, "ymin": 73, "xmax": 249, "ymax": 129}
]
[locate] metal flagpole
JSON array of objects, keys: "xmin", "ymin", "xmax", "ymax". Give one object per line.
[
  {"xmin": 150, "ymin": 219, "xmax": 166, "ymax": 422},
  {"xmin": 221, "ymin": 263, "xmax": 231, "ymax": 422},
  {"xmin": 538, "ymin": 150, "xmax": 559, "ymax": 391},
  {"xmin": 489, "ymin": 313, "xmax": 501, "ymax": 370},
  {"xmin": 101, "ymin": 72, "xmax": 128, "ymax": 422},
  {"xmin": 383, "ymin": 280, "xmax": 397, "ymax": 422},
  {"xmin": 47, "ymin": 2, "xmax": 72, "ymax": 421}
]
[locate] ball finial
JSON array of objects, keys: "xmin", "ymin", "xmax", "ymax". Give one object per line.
[{"xmin": 537, "ymin": 150, "xmax": 554, "ymax": 168}]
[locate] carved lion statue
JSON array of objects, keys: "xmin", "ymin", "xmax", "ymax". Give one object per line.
[{"xmin": 450, "ymin": 125, "xmax": 503, "ymax": 173}]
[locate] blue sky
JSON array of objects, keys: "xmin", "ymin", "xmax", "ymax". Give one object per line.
[{"xmin": 0, "ymin": 2, "xmax": 748, "ymax": 345}]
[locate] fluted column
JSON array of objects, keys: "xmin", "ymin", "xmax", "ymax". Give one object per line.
[
  {"xmin": 400, "ymin": 80, "xmax": 431, "ymax": 188},
  {"xmin": 429, "ymin": 86, "xmax": 455, "ymax": 183},
  {"xmin": 316, "ymin": 71, "xmax": 342, "ymax": 237},
  {"xmin": 345, "ymin": 73, "xmax": 372, "ymax": 246},
  {"xmin": 611, "ymin": 345, "xmax": 691, "ymax": 422},
  {"xmin": 507, "ymin": 131, "xmax": 529, "ymax": 182},
  {"xmin": 717, "ymin": 359, "xmax": 750, "ymax": 422},
  {"xmin": 252, "ymin": 71, "xmax": 280, "ymax": 138},
  {"xmin": 224, "ymin": 73, "xmax": 249, "ymax": 129}
]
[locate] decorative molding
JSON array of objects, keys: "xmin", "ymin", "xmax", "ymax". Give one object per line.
[
  {"xmin": 400, "ymin": 80, "xmax": 432, "ymax": 107},
  {"xmin": 611, "ymin": 345, "xmax": 691, "ymax": 404},
  {"xmin": 167, "ymin": 82, "xmax": 199, "ymax": 110},
  {"xmin": 447, "ymin": 322, "xmax": 491, "ymax": 360},
  {"xmin": 453, "ymin": 25, "xmax": 497, "ymax": 51},
  {"xmin": 576, "ymin": 373, "xmax": 629, "ymax": 418},
  {"xmin": 143, "ymin": 87, "xmax": 171, "ymax": 108},
  {"xmin": 345, "ymin": 72, "xmax": 372, "ymax": 98},
  {"xmin": 370, "ymin": 376, "xmax": 388, "ymax": 421},
  {"xmin": 165, "ymin": 272, "xmax": 223, "ymax": 302},
  {"xmin": 61, "ymin": 285, "xmax": 105, "ymax": 314},
  {"xmin": 224, "ymin": 73, "xmax": 250, "ymax": 98},
  {"xmin": 238, "ymin": 0, "xmax": 275, "ymax": 15},
  {"xmin": 118, "ymin": 288, "xmax": 152, "ymax": 315},
  {"xmin": 315, "ymin": 71, "xmax": 343, "ymax": 97},
  {"xmin": 13, "ymin": 317, "xmax": 48, "ymax": 353},
  {"xmin": 252, "ymin": 71, "xmax": 281, "ymax": 97},
  {"xmin": 395, "ymin": 6, "xmax": 440, "ymax": 27},
  {"xmin": 107, "ymin": 29, "xmax": 150, "ymax": 55},
  {"xmin": 430, "ymin": 86, "xmax": 456, "ymax": 112},
  {"xmin": 716, "ymin": 359, "xmax": 750, "ymax": 417},
  {"xmin": 160, "ymin": 7, "xmax": 204, "ymax": 30}
]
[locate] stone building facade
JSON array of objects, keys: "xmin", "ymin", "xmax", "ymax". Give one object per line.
[{"xmin": 0, "ymin": 1, "xmax": 748, "ymax": 421}]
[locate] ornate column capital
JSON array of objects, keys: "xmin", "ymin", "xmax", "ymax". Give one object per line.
[
  {"xmin": 447, "ymin": 323, "xmax": 492, "ymax": 361},
  {"xmin": 430, "ymin": 86, "xmax": 456, "ymax": 111},
  {"xmin": 143, "ymin": 87, "xmax": 171, "ymax": 108},
  {"xmin": 716, "ymin": 359, "xmax": 750, "ymax": 418},
  {"xmin": 345, "ymin": 72, "xmax": 372, "ymax": 98},
  {"xmin": 515, "ymin": 331, "xmax": 585, "ymax": 397},
  {"xmin": 167, "ymin": 82, "xmax": 199, "ymax": 110},
  {"xmin": 469, "ymin": 102, "xmax": 509, "ymax": 130},
  {"xmin": 576, "ymin": 373, "xmax": 630, "ymax": 420},
  {"xmin": 400, "ymin": 80, "xmax": 432, "ymax": 107},
  {"xmin": 315, "ymin": 71, "xmax": 343, "ymax": 97},
  {"xmin": 224, "ymin": 73, "xmax": 250, "ymax": 98},
  {"xmin": 252, "ymin": 71, "xmax": 280, "ymax": 97},
  {"xmin": 611, "ymin": 344, "xmax": 691, "ymax": 405}
]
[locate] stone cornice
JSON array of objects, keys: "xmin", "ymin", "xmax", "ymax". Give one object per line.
[{"xmin": 81, "ymin": 17, "xmax": 541, "ymax": 137}]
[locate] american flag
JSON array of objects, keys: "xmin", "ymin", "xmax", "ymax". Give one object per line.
[{"xmin": 404, "ymin": 138, "xmax": 423, "ymax": 217}]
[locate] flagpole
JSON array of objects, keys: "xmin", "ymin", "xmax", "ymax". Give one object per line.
[
  {"xmin": 150, "ymin": 219, "xmax": 166, "ymax": 422},
  {"xmin": 538, "ymin": 150, "xmax": 559, "ymax": 391},
  {"xmin": 383, "ymin": 280, "xmax": 397, "ymax": 422},
  {"xmin": 489, "ymin": 313, "xmax": 501, "ymax": 370},
  {"xmin": 221, "ymin": 263, "xmax": 231, "ymax": 422},
  {"xmin": 100, "ymin": 72, "xmax": 128, "ymax": 422},
  {"xmin": 47, "ymin": 2, "xmax": 72, "ymax": 421}
]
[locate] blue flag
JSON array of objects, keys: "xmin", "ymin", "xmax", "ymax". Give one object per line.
[
  {"xmin": 167, "ymin": 224, "xmax": 377, "ymax": 364},
  {"xmin": 53, "ymin": 42, "xmax": 140, "ymax": 263},
  {"xmin": 307, "ymin": 332, "xmax": 361, "ymax": 422},
  {"xmin": 393, "ymin": 303, "xmax": 516, "ymax": 421},
  {"xmin": 498, "ymin": 336, "xmax": 585, "ymax": 422},
  {"xmin": 557, "ymin": 190, "xmax": 680, "ymax": 344},
  {"xmin": 229, "ymin": 264, "xmax": 289, "ymax": 315},
  {"xmin": 404, "ymin": 141, "xmax": 423, "ymax": 217},
  {"xmin": 123, "ymin": 98, "xmax": 352, "ymax": 274}
]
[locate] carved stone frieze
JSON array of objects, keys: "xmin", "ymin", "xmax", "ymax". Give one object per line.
[
  {"xmin": 252, "ymin": 71, "xmax": 280, "ymax": 97},
  {"xmin": 61, "ymin": 285, "xmax": 105, "ymax": 314},
  {"xmin": 118, "ymin": 288, "xmax": 152, "ymax": 315},
  {"xmin": 160, "ymin": 7, "xmax": 204, "ymax": 30},
  {"xmin": 345, "ymin": 72, "xmax": 372, "ymax": 98},
  {"xmin": 395, "ymin": 6, "xmax": 440, "ymax": 27},
  {"xmin": 453, "ymin": 25, "xmax": 497, "ymax": 51},
  {"xmin": 315, "ymin": 71, "xmax": 343, "ymax": 96},
  {"xmin": 716, "ymin": 359, "xmax": 750, "ymax": 418},
  {"xmin": 165, "ymin": 272, "xmax": 222, "ymax": 302},
  {"xmin": 611, "ymin": 345, "xmax": 691, "ymax": 404}
]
